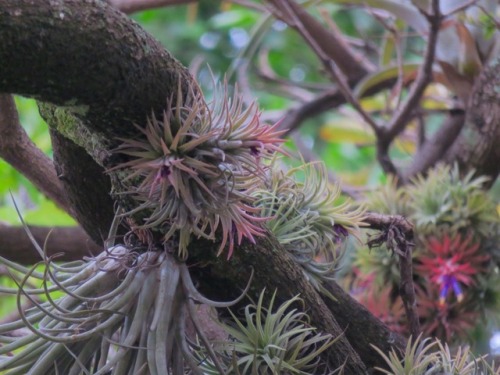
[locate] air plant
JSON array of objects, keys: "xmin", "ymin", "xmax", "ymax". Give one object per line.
[
  {"xmin": 0, "ymin": 218, "xmax": 252, "ymax": 375},
  {"xmin": 253, "ymin": 161, "xmax": 366, "ymax": 296},
  {"xmin": 197, "ymin": 290, "xmax": 338, "ymax": 374},
  {"xmin": 348, "ymin": 164, "xmax": 500, "ymax": 342},
  {"xmin": 417, "ymin": 233, "xmax": 489, "ymax": 306},
  {"xmin": 111, "ymin": 79, "xmax": 283, "ymax": 259},
  {"xmin": 373, "ymin": 335, "xmax": 500, "ymax": 375},
  {"xmin": 407, "ymin": 165, "xmax": 497, "ymax": 237}
]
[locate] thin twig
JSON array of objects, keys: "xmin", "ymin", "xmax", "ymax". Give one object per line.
[
  {"xmin": 443, "ymin": 0, "xmax": 478, "ymax": 17},
  {"xmin": 267, "ymin": 0, "xmax": 370, "ymax": 82},
  {"xmin": 271, "ymin": 0, "xmax": 382, "ymax": 136},
  {"xmin": 376, "ymin": 0, "xmax": 442, "ymax": 178},
  {"xmin": 385, "ymin": 0, "xmax": 441, "ymax": 141}
]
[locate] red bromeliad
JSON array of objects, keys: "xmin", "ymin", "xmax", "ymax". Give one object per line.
[{"xmin": 418, "ymin": 233, "xmax": 489, "ymax": 306}]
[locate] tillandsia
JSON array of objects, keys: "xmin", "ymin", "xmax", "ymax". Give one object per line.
[
  {"xmin": 417, "ymin": 233, "xmax": 489, "ymax": 306},
  {"xmin": 253, "ymin": 161, "xmax": 366, "ymax": 295},
  {"xmin": 196, "ymin": 290, "xmax": 339, "ymax": 375},
  {"xmin": 347, "ymin": 164, "xmax": 500, "ymax": 342},
  {"xmin": 0, "ymin": 220, "xmax": 253, "ymax": 375},
  {"xmin": 110, "ymin": 79, "xmax": 284, "ymax": 259},
  {"xmin": 373, "ymin": 335, "xmax": 500, "ymax": 375}
]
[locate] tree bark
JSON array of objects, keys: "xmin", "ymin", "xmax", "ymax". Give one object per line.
[{"xmin": 446, "ymin": 59, "xmax": 500, "ymax": 184}]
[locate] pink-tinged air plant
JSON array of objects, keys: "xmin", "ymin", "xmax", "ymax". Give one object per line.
[
  {"xmin": 111, "ymin": 80, "xmax": 284, "ymax": 259},
  {"xmin": 417, "ymin": 233, "xmax": 489, "ymax": 306}
]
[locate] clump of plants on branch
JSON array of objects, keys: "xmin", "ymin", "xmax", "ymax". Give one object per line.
[
  {"xmin": 111, "ymin": 79, "xmax": 283, "ymax": 260},
  {"xmin": 0, "ymin": 78, "xmax": 367, "ymax": 374},
  {"xmin": 350, "ymin": 165, "xmax": 500, "ymax": 342}
]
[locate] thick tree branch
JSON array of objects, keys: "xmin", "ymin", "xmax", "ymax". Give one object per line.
[
  {"xmin": 0, "ymin": 0, "xmax": 193, "ymax": 142},
  {"xmin": 445, "ymin": 58, "xmax": 500, "ymax": 185},
  {"xmin": 0, "ymin": 224, "xmax": 101, "ymax": 264},
  {"xmin": 0, "ymin": 95, "xmax": 72, "ymax": 214}
]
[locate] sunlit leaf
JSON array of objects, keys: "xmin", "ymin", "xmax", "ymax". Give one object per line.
[
  {"xmin": 320, "ymin": 117, "xmax": 375, "ymax": 144},
  {"xmin": 354, "ymin": 64, "xmax": 420, "ymax": 98}
]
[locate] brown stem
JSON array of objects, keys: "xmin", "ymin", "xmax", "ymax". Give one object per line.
[
  {"xmin": 0, "ymin": 223, "xmax": 101, "ymax": 264},
  {"xmin": 0, "ymin": 95, "xmax": 72, "ymax": 215},
  {"xmin": 445, "ymin": 58, "xmax": 500, "ymax": 185},
  {"xmin": 267, "ymin": 0, "xmax": 370, "ymax": 82},
  {"xmin": 403, "ymin": 110, "xmax": 466, "ymax": 182},
  {"xmin": 365, "ymin": 212, "xmax": 420, "ymax": 337},
  {"xmin": 384, "ymin": 0, "xmax": 441, "ymax": 141},
  {"xmin": 270, "ymin": 0, "xmax": 381, "ymax": 136}
]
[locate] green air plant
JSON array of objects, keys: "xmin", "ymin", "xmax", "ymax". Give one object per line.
[
  {"xmin": 197, "ymin": 290, "xmax": 338, "ymax": 374},
  {"xmin": 253, "ymin": 161, "xmax": 366, "ymax": 296},
  {"xmin": 111, "ymin": 79, "xmax": 283, "ymax": 259},
  {"xmin": 407, "ymin": 165, "xmax": 497, "ymax": 237},
  {"xmin": 373, "ymin": 335, "xmax": 500, "ymax": 375}
]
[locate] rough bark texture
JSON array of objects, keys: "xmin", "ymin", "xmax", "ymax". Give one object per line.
[
  {"xmin": 0, "ymin": 0, "xmax": 192, "ymax": 139},
  {"xmin": 0, "ymin": 0, "xmax": 411, "ymax": 371},
  {"xmin": 0, "ymin": 224, "xmax": 101, "ymax": 264},
  {"xmin": 446, "ymin": 58, "xmax": 500, "ymax": 185}
]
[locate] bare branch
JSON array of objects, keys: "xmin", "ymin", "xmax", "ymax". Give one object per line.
[
  {"xmin": 267, "ymin": 0, "xmax": 370, "ymax": 82},
  {"xmin": 376, "ymin": 0, "xmax": 441, "ymax": 178},
  {"xmin": 0, "ymin": 95, "xmax": 72, "ymax": 215},
  {"xmin": 270, "ymin": 0, "xmax": 382, "ymax": 137},
  {"xmin": 403, "ymin": 110, "xmax": 466, "ymax": 181},
  {"xmin": 385, "ymin": 0, "xmax": 441, "ymax": 141},
  {"xmin": 0, "ymin": 223, "xmax": 101, "ymax": 264}
]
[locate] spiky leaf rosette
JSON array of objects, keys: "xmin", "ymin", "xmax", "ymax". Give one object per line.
[
  {"xmin": 111, "ymin": 80, "xmax": 283, "ymax": 259},
  {"xmin": 373, "ymin": 335, "xmax": 500, "ymax": 375},
  {"xmin": 252, "ymin": 161, "xmax": 366, "ymax": 294},
  {"xmin": 407, "ymin": 165, "xmax": 498, "ymax": 237},
  {"xmin": 197, "ymin": 290, "xmax": 338, "ymax": 374},
  {"xmin": 417, "ymin": 232, "xmax": 489, "ymax": 307}
]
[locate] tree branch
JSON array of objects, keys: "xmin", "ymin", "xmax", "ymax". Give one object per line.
[
  {"xmin": 0, "ymin": 223, "xmax": 101, "ymax": 264},
  {"xmin": 267, "ymin": 0, "xmax": 370, "ymax": 82},
  {"xmin": 403, "ymin": 110, "xmax": 466, "ymax": 182},
  {"xmin": 375, "ymin": 0, "xmax": 441, "ymax": 178},
  {"xmin": 445, "ymin": 57, "xmax": 500, "ymax": 185},
  {"xmin": 0, "ymin": 95, "xmax": 72, "ymax": 214}
]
